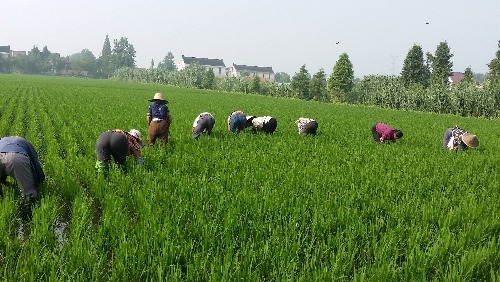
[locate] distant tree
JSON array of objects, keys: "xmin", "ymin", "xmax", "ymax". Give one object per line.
[
  {"xmin": 251, "ymin": 75, "xmax": 261, "ymax": 94},
  {"xmin": 150, "ymin": 59, "xmax": 154, "ymax": 69},
  {"xmin": 401, "ymin": 44, "xmax": 430, "ymax": 87},
  {"xmin": 310, "ymin": 69, "xmax": 328, "ymax": 102},
  {"xmin": 110, "ymin": 37, "xmax": 136, "ymax": 71},
  {"xmin": 427, "ymin": 41, "xmax": 453, "ymax": 86},
  {"xmin": 461, "ymin": 67, "xmax": 475, "ymax": 84},
  {"xmin": 0, "ymin": 55, "xmax": 10, "ymax": 73},
  {"xmin": 487, "ymin": 40, "xmax": 500, "ymax": 79},
  {"xmin": 202, "ymin": 67, "xmax": 215, "ymax": 89},
  {"xmin": 98, "ymin": 35, "xmax": 112, "ymax": 78},
  {"xmin": 290, "ymin": 65, "xmax": 310, "ymax": 100},
  {"xmin": 275, "ymin": 72, "xmax": 291, "ymax": 83},
  {"xmin": 158, "ymin": 51, "xmax": 176, "ymax": 71},
  {"xmin": 328, "ymin": 52, "xmax": 354, "ymax": 102},
  {"xmin": 69, "ymin": 49, "xmax": 97, "ymax": 75}
]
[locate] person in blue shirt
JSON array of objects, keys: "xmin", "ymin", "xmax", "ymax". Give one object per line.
[
  {"xmin": 147, "ymin": 93, "xmax": 172, "ymax": 146},
  {"xmin": 0, "ymin": 136, "xmax": 45, "ymax": 218},
  {"xmin": 227, "ymin": 110, "xmax": 246, "ymax": 133}
]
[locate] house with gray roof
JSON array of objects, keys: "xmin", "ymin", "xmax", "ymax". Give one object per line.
[
  {"xmin": 0, "ymin": 45, "xmax": 10, "ymax": 58},
  {"xmin": 177, "ymin": 55, "xmax": 226, "ymax": 77},
  {"xmin": 228, "ymin": 63, "xmax": 275, "ymax": 81}
]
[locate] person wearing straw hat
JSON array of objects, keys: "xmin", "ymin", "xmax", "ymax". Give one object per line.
[
  {"xmin": 442, "ymin": 126, "xmax": 479, "ymax": 150},
  {"xmin": 147, "ymin": 92, "xmax": 172, "ymax": 146},
  {"xmin": 246, "ymin": 115, "xmax": 278, "ymax": 134},
  {"xmin": 95, "ymin": 129, "xmax": 145, "ymax": 176},
  {"xmin": 295, "ymin": 117, "xmax": 318, "ymax": 135},
  {"xmin": 192, "ymin": 112, "xmax": 215, "ymax": 140},
  {"xmin": 0, "ymin": 136, "xmax": 45, "ymax": 219},
  {"xmin": 372, "ymin": 122, "xmax": 403, "ymax": 143},
  {"xmin": 227, "ymin": 110, "xmax": 246, "ymax": 133}
]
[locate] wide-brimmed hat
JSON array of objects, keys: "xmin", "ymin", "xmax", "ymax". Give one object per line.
[
  {"xmin": 462, "ymin": 133, "xmax": 479, "ymax": 148},
  {"xmin": 148, "ymin": 92, "xmax": 168, "ymax": 103},
  {"xmin": 128, "ymin": 129, "xmax": 145, "ymax": 147}
]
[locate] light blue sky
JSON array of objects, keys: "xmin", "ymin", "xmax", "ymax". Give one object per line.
[{"xmin": 3, "ymin": 0, "xmax": 500, "ymax": 77}]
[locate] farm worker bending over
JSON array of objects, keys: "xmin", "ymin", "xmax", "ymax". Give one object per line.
[
  {"xmin": 192, "ymin": 112, "xmax": 215, "ymax": 140},
  {"xmin": 442, "ymin": 126, "xmax": 479, "ymax": 150},
  {"xmin": 372, "ymin": 123, "xmax": 403, "ymax": 143},
  {"xmin": 95, "ymin": 129, "xmax": 145, "ymax": 176},
  {"xmin": 147, "ymin": 93, "xmax": 172, "ymax": 146},
  {"xmin": 227, "ymin": 110, "xmax": 247, "ymax": 133},
  {"xmin": 0, "ymin": 136, "xmax": 45, "ymax": 217},
  {"xmin": 295, "ymin": 117, "xmax": 318, "ymax": 135},
  {"xmin": 246, "ymin": 116, "xmax": 278, "ymax": 134}
]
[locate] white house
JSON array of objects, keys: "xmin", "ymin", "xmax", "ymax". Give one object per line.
[
  {"xmin": 0, "ymin": 46, "xmax": 10, "ymax": 58},
  {"xmin": 177, "ymin": 55, "xmax": 226, "ymax": 77},
  {"xmin": 227, "ymin": 63, "xmax": 275, "ymax": 81}
]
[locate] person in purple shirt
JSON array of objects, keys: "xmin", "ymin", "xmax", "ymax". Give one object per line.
[{"xmin": 372, "ymin": 123, "xmax": 403, "ymax": 143}]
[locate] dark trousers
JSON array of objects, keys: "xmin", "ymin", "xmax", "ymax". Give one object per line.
[
  {"xmin": 262, "ymin": 118, "xmax": 278, "ymax": 134},
  {"xmin": 303, "ymin": 121, "xmax": 318, "ymax": 135},
  {"xmin": 95, "ymin": 131, "xmax": 129, "ymax": 164}
]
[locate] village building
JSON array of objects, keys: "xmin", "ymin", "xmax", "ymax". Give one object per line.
[
  {"xmin": 227, "ymin": 64, "xmax": 275, "ymax": 82},
  {"xmin": 177, "ymin": 55, "xmax": 226, "ymax": 77}
]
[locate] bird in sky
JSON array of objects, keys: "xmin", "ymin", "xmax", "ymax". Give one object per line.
[{"xmin": 336, "ymin": 42, "xmax": 340, "ymax": 45}]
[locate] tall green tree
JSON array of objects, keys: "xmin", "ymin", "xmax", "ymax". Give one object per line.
[
  {"xmin": 158, "ymin": 51, "xmax": 176, "ymax": 71},
  {"xmin": 202, "ymin": 68, "xmax": 215, "ymax": 90},
  {"xmin": 328, "ymin": 53, "xmax": 354, "ymax": 102},
  {"xmin": 275, "ymin": 72, "xmax": 291, "ymax": 83},
  {"xmin": 110, "ymin": 37, "xmax": 136, "ymax": 71},
  {"xmin": 427, "ymin": 41, "xmax": 454, "ymax": 86},
  {"xmin": 310, "ymin": 69, "xmax": 328, "ymax": 102},
  {"xmin": 251, "ymin": 75, "xmax": 261, "ymax": 94},
  {"xmin": 462, "ymin": 67, "xmax": 475, "ymax": 84},
  {"xmin": 487, "ymin": 40, "xmax": 500, "ymax": 79},
  {"xmin": 401, "ymin": 44, "xmax": 430, "ymax": 87},
  {"xmin": 69, "ymin": 49, "xmax": 97, "ymax": 76},
  {"xmin": 98, "ymin": 35, "xmax": 112, "ymax": 78},
  {"xmin": 290, "ymin": 65, "xmax": 310, "ymax": 100}
]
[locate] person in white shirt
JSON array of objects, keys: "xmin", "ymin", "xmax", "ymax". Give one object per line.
[
  {"xmin": 295, "ymin": 117, "xmax": 318, "ymax": 135},
  {"xmin": 246, "ymin": 116, "xmax": 277, "ymax": 134},
  {"xmin": 192, "ymin": 112, "xmax": 215, "ymax": 139},
  {"xmin": 442, "ymin": 126, "xmax": 479, "ymax": 150}
]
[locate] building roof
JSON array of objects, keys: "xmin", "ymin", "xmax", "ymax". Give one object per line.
[
  {"xmin": 182, "ymin": 55, "xmax": 225, "ymax": 67},
  {"xmin": 449, "ymin": 72, "xmax": 465, "ymax": 84},
  {"xmin": 0, "ymin": 45, "xmax": 11, "ymax": 53},
  {"xmin": 233, "ymin": 64, "xmax": 274, "ymax": 74}
]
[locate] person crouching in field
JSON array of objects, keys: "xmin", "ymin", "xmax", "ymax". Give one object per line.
[
  {"xmin": 295, "ymin": 117, "xmax": 318, "ymax": 135},
  {"xmin": 246, "ymin": 116, "xmax": 278, "ymax": 134},
  {"xmin": 147, "ymin": 93, "xmax": 172, "ymax": 146},
  {"xmin": 372, "ymin": 122, "xmax": 403, "ymax": 143},
  {"xmin": 442, "ymin": 126, "xmax": 479, "ymax": 150},
  {"xmin": 192, "ymin": 112, "xmax": 215, "ymax": 140},
  {"xmin": 0, "ymin": 136, "xmax": 45, "ymax": 219},
  {"xmin": 227, "ymin": 110, "xmax": 247, "ymax": 133},
  {"xmin": 95, "ymin": 129, "xmax": 145, "ymax": 176}
]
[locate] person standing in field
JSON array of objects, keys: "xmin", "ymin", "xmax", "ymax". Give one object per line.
[
  {"xmin": 0, "ymin": 136, "xmax": 45, "ymax": 218},
  {"xmin": 295, "ymin": 117, "xmax": 318, "ymax": 135},
  {"xmin": 246, "ymin": 115, "xmax": 278, "ymax": 134},
  {"xmin": 372, "ymin": 122, "xmax": 403, "ymax": 143},
  {"xmin": 147, "ymin": 93, "xmax": 172, "ymax": 146},
  {"xmin": 192, "ymin": 112, "xmax": 215, "ymax": 140},
  {"xmin": 227, "ymin": 110, "xmax": 247, "ymax": 133},
  {"xmin": 95, "ymin": 129, "xmax": 145, "ymax": 176},
  {"xmin": 442, "ymin": 126, "xmax": 479, "ymax": 150}
]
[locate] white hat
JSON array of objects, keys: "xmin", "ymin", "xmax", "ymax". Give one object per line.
[
  {"xmin": 148, "ymin": 92, "xmax": 168, "ymax": 103},
  {"xmin": 128, "ymin": 129, "xmax": 144, "ymax": 147}
]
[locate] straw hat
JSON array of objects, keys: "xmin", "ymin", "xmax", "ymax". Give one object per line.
[
  {"xmin": 148, "ymin": 92, "xmax": 168, "ymax": 103},
  {"xmin": 128, "ymin": 129, "xmax": 145, "ymax": 148},
  {"xmin": 462, "ymin": 133, "xmax": 479, "ymax": 148}
]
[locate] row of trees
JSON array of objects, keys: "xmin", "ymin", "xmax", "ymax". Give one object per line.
[{"xmin": 112, "ymin": 41, "xmax": 500, "ymax": 118}]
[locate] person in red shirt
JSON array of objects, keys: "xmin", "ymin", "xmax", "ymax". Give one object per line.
[{"xmin": 372, "ymin": 123, "xmax": 403, "ymax": 143}]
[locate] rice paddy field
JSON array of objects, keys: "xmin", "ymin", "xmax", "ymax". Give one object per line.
[{"xmin": 0, "ymin": 74, "xmax": 500, "ymax": 281}]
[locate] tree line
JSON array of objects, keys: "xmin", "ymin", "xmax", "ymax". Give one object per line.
[{"xmin": 1, "ymin": 36, "xmax": 499, "ymax": 118}]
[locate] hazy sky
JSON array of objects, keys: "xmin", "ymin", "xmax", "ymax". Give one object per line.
[{"xmin": 3, "ymin": 0, "xmax": 500, "ymax": 77}]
